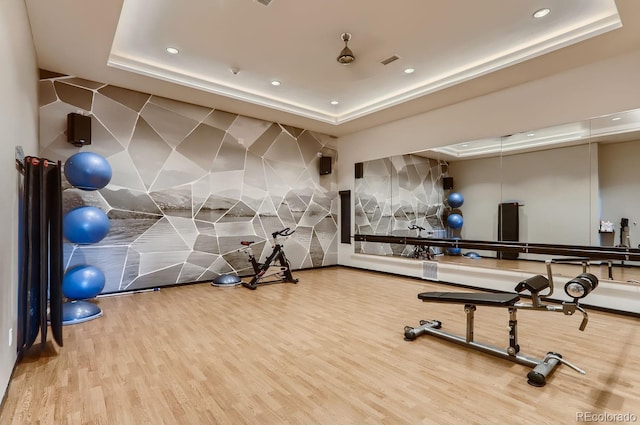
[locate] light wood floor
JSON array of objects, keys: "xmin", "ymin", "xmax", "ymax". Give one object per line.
[{"xmin": 2, "ymin": 267, "xmax": 639, "ymax": 425}]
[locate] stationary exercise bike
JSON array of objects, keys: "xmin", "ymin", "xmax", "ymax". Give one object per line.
[
  {"xmin": 407, "ymin": 224, "xmax": 435, "ymax": 260},
  {"xmin": 239, "ymin": 227, "xmax": 299, "ymax": 290}
]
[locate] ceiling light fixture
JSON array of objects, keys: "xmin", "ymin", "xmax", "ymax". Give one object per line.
[
  {"xmin": 271, "ymin": 80, "xmax": 281, "ymax": 86},
  {"xmin": 612, "ymin": 117, "xmax": 622, "ymax": 121},
  {"xmin": 337, "ymin": 33, "xmax": 355, "ymax": 65},
  {"xmin": 330, "ymin": 100, "xmax": 339, "ymax": 105},
  {"xmin": 166, "ymin": 47, "xmax": 179, "ymax": 54},
  {"xmin": 533, "ymin": 8, "xmax": 551, "ymax": 18},
  {"xmin": 404, "ymin": 67, "xmax": 415, "ymax": 74}
]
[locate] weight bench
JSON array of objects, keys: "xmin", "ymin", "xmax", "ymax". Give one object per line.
[{"xmin": 404, "ymin": 265, "xmax": 598, "ymax": 387}]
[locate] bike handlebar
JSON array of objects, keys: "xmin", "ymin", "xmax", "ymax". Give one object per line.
[{"xmin": 272, "ymin": 227, "xmax": 295, "ymax": 238}]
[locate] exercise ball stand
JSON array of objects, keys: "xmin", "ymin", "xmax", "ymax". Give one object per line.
[{"xmin": 62, "ymin": 151, "xmax": 112, "ymax": 325}]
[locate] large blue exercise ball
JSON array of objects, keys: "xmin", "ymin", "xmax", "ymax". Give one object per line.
[
  {"xmin": 63, "ymin": 206, "xmax": 110, "ymax": 244},
  {"xmin": 64, "ymin": 152, "xmax": 112, "ymax": 190},
  {"xmin": 63, "ymin": 265, "xmax": 106, "ymax": 300},
  {"xmin": 447, "ymin": 213, "xmax": 464, "ymax": 229},
  {"xmin": 448, "ymin": 192, "xmax": 464, "ymax": 208}
]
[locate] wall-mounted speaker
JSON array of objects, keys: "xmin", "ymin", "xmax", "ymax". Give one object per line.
[
  {"xmin": 443, "ymin": 177, "xmax": 454, "ymax": 190},
  {"xmin": 319, "ymin": 156, "xmax": 332, "ymax": 175},
  {"xmin": 67, "ymin": 113, "xmax": 92, "ymax": 147},
  {"xmin": 355, "ymin": 162, "xmax": 364, "ymax": 179}
]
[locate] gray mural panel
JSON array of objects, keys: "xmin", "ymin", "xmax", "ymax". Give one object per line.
[
  {"xmin": 141, "ymin": 102, "xmax": 200, "ymax": 148},
  {"xmin": 128, "ymin": 118, "xmax": 172, "ymax": 189},
  {"xmin": 226, "ymin": 115, "xmax": 272, "ymax": 147},
  {"xmin": 212, "ymin": 133, "xmax": 247, "ymax": 172},
  {"xmin": 149, "ymin": 96, "xmax": 212, "ymax": 122},
  {"xmin": 203, "ymin": 109, "xmax": 238, "ymax": 131},
  {"xmin": 54, "ymin": 81, "xmax": 93, "ymax": 111},
  {"xmin": 248, "ymin": 123, "xmax": 280, "ymax": 156},
  {"xmin": 177, "ymin": 263, "xmax": 208, "ymax": 283},
  {"xmin": 39, "ymin": 80, "xmax": 57, "ymax": 107},
  {"xmin": 149, "ymin": 186, "xmax": 192, "ymax": 217},
  {"xmin": 125, "ymin": 264, "xmax": 183, "ymax": 291},
  {"xmin": 92, "ymin": 93, "xmax": 139, "ymax": 148},
  {"xmin": 98, "ymin": 85, "xmax": 151, "ymax": 112},
  {"xmin": 193, "ymin": 234, "xmax": 220, "ymax": 255},
  {"xmin": 41, "ymin": 74, "xmax": 338, "ymax": 294},
  {"xmin": 130, "ymin": 217, "xmax": 190, "ymax": 253},
  {"xmin": 176, "ymin": 123, "xmax": 225, "ymax": 171}
]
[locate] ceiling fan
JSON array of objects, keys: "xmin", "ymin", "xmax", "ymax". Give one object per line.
[{"xmin": 337, "ymin": 32, "xmax": 355, "ymax": 65}]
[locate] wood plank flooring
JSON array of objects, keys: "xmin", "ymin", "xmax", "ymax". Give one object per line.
[{"xmin": 1, "ymin": 267, "xmax": 639, "ymax": 424}]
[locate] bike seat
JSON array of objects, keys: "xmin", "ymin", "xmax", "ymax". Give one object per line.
[{"xmin": 240, "ymin": 241, "xmax": 254, "ymax": 246}]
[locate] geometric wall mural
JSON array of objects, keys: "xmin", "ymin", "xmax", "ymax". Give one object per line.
[
  {"xmin": 38, "ymin": 70, "xmax": 338, "ymax": 293},
  {"xmin": 353, "ymin": 154, "xmax": 447, "ymax": 257}
]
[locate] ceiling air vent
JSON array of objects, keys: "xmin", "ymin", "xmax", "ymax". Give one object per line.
[
  {"xmin": 256, "ymin": 0, "xmax": 272, "ymax": 5},
  {"xmin": 381, "ymin": 55, "xmax": 400, "ymax": 66}
]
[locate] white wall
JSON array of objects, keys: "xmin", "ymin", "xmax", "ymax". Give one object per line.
[
  {"xmin": 0, "ymin": 0, "xmax": 39, "ymax": 401},
  {"xmin": 336, "ymin": 49, "xmax": 640, "ymax": 311}
]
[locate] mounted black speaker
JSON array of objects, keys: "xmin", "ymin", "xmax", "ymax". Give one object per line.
[
  {"xmin": 355, "ymin": 162, "xmax": 364, "ymax": 179},
  {"xmin": 319, "ymin": 156, "xmax": 332, "ymax": 175},
  {"xmin": 67, "ymin": 113, "xmax": 91, "ymax": 147},
  {"xmin": 443, "ymin": 177, "xmax": 454, "ymax": 190}
]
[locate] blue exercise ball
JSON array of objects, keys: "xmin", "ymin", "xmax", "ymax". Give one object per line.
[
  {"xmin": 447, "ymin": 213, "xmax": 464, "ymax": 229},
  {"xmin": 63, "ymin": 265, "xmax": 106, "ymax": 300},
  {"xmin": 63, "ymin": 206, "xmax": 110, "ymax": 244},
  {"xmin": 448, "ymin": 192, "xmax": 464, "ymax": 208},
  {"xmin": 64, "ymin": 152, "xmax": 112, "ymax": 190}
]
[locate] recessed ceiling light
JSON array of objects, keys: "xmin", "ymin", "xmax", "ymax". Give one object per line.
[
  {"xmin": 612, "ymin": 117, "xmax": 622, "ymax": 121},
  {"xmin": 527, "ymin": 133, "xmax": 536, "ymax": 137},
  {"xmin": 404, "ymin": 67, "xmax": 415, "ymax": 74},
  {"xmin": 330, "ymin": 100, "xmax": 339, "ymax": 105},
  {"xmin": 271, "ymin": 80, "xmax": 281, "ymax": 86},
  {"xmin": 533, "ymin": 8, "xmax": 550, "ymax": 18},
  {"xmin": 166, "ymin": 47, "xmax": 179, "ymax": 54}
]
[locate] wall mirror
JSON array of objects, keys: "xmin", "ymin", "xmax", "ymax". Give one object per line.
[{"xmin": 354, "ymin": 106, "xmax": 640, "ymax": 264}]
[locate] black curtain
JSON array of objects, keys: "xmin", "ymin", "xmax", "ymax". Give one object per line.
[{"xmin": 17, "ymin": 156, "xmax": 64, "ymax": 353}]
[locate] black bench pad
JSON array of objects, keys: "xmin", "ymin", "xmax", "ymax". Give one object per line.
[{"xmin": 418, "ymin": 292, "xmax": 520, "ymax": 306}]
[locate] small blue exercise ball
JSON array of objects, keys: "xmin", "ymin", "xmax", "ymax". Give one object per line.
[
  {"xmin": 448, "ymin": 192, "xmax": 464, "ymax": 208},
  {"xmin": 63, "ymin": 206, "xmax": 110, "ymax": 244},
  {"xmin": 64, "ymin": 152, "xmax": 112, "ymax": 190},
  {"xmin": 63, "ymin": 265, "xmax": 106, "ymax": 300},
  {"xmin": 447, "ymin": 213, "xmax": 464, "ymax": 229}
]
